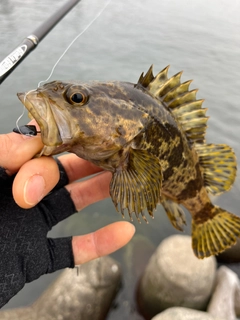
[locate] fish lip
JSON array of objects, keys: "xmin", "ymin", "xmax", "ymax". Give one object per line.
[{"xmin": 17, "ymin": 92, "xmax": 62, "ymax": 147}]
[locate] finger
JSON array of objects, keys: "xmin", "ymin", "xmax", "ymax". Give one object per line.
[
  {"xmin": 58, "ymin": 153, "xmax": 103, "ymax": 182},
  {"xmin": 0, "ymin": 120, "xmax": 43, "ymax": 175},
  {"xmin": 13, "ymin": 156, "xmax": 60, "ymax": 208},
  {"xmin": 65, "ymin": 171, "xmax": 112, "ymax": 211},
  {"xmin": 72, "ymin": 221, "xmax": 135, "ymax": 265}
]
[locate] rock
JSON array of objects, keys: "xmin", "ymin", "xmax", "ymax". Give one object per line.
[
  {"xmin": 217, "ymin": 238, "xmax": 240, "ymax": 263},
  {"xmin": 0, "ymin": 256, "xmax": 121, "ymax": 320},
  {"xmin": 235, "ymin": 281, "xmax": 240, "ymax": 317},
  {"xmin": 110, "ymin": 234, "xmax": 155, "ymax": 319},
  {"xmin": 151, "ymin": 307, "xmax": 225, "ymax": 320},
  {"xmin": 138, "ymin": 235, "xmax": 216, "ymax": 319},
  {"xmin": 207, "ymin": 266, "xmax": 240, "ymax": 320}
]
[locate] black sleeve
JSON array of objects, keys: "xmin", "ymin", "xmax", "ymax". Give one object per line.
[{"xmin": 0, "ymin": 161, "xmax": 77, "ymax": 308}]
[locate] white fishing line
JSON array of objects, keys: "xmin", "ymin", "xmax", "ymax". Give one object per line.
[
  {"xmin": 38, "ymin": 0, "xmax": 112, "ymax": 88},
  {"xmin": 15, "ymin": 88, "xmax": 38, "ymax": 135},
  {"xmin": 15, "ymin": 104, "xmax": 26, "ymax": 133},
  {"xmin": 16, "ymin": 0, "xmax": 112, "ymax": 135}
]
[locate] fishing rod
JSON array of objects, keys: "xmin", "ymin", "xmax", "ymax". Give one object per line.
[{"xmin": 0, "ymin": 0, "xmax": 81, "ymax": 85}]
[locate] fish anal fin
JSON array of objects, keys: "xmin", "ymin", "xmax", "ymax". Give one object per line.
[
  {"xmin": 192, "ymin": 206, "xmax": 240, "ymax": 259},
  {"xmin": 195, "ymin": 143, "xmax": 237, "ymax": 195},
  {"xmin": 161, "ymin": 198, "xmax": 186, "ymax": 231},
  {"xmin": 110, "ymin": 148, "xmax": 162, "ymax": 223}
]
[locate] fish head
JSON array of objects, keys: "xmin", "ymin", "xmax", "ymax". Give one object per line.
[
  {"xmin": 17, "ymin": 80, "xmax": 148, "ymax": 164},
  {"xmin": 17, "ymin": 81, "xmax": 83, "ymax": 156}
]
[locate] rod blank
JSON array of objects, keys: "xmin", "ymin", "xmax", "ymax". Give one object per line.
[{"xmin": 0, "ymin": 0, "xmax": 81, "ymax": 84}]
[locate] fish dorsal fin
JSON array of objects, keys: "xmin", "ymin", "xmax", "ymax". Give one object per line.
[
  {"xmin": 195, "ymin": 143, "xmax": 237, "ymax": 195},
  {"xmin": 110, "ymin": 148, "xmax": 162, "ymax": 223},
  {"xmin": 137, "ymin": 65, "xmax": 208, "ymax": 144}
]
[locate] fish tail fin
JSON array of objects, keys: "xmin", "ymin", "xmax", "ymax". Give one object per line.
[{"xmin": 192, "ymin": 206, "xmax": 240, "ymax": 259}]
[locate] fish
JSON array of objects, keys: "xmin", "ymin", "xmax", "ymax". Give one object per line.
[{"xmin": 17, "ymin": 65, "xmax": 240, "ymax": 259}]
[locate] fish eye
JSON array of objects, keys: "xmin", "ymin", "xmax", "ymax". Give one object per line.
[
  {"xmin": 65, "ymin": 85, "xmax": 89, "ymax": 106},
  {"xmin": 69, "ymin": 92, "xmax": 87, "ymax": 105}
]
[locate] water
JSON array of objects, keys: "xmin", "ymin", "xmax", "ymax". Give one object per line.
[{"xmin": 0, "ymin": 0, "xmax": 240, "ymax": 318}]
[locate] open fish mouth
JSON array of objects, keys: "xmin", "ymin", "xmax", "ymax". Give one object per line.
[{"xmin": 17, "ymin": 91, "xmax": 62, "ymax": 148}]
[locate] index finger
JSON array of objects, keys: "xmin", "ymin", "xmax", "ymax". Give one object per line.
[{"xmin": 0, "ymin": 132, "xmax": 43, "ymax": 175}]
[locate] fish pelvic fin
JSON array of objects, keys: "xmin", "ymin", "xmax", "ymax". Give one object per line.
[
  {"xmin": 192, "ymin": 206, "xmax": 240, "ymax": 259},
  {"xmin": 136, "ymin": 65, "xmax": 208, "ymax": 144},
  {"xmin": 110, "ymin": 148, "xmax": 162, "ymax": 223},
  {"xmin": 195, "ymin": 143, "xmax": 237, "ymax": 195}
]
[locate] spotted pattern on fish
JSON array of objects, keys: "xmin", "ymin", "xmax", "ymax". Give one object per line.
[{"xmin": 17, "ymin": 65, "xmax": 240, "ymax": 259}]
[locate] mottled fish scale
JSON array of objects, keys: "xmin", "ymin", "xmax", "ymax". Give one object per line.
[{"xmin": 17, "ymin": 64, "xmax": 240, "ymax": 259}]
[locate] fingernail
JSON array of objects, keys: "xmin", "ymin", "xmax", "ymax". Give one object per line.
[{"xmin": 24, "ymin": 174, "xmax": 45, "ymax": 205}]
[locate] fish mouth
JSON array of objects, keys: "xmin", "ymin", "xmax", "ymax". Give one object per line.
[{"xmin": 17, "ymin": 91, "xmax": 64, "ymax": 155}]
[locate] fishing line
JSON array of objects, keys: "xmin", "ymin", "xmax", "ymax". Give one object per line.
[
  {"xmin": 38, "ymin": 0, "xmax": 112, "ymax": 88},
  {"xmin": 15, "ymin": 104, "xmax": 26, "ymax": 134},
  {"xmin": 15, "ymin": 0, "xmax": 112, "ymax": 135},
  {"xmin": 15, "ymin": 88, "xmax": 39, "ymax": 135}
]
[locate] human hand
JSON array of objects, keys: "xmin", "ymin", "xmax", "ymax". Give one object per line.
[{"xmin": 0, "ymin": 123, "xmax": 135, "ymax": 307}]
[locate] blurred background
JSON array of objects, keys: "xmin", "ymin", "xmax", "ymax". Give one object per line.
[{"xmin": 0, "ymin": 0, "xmax": 240, "ymax": 318}]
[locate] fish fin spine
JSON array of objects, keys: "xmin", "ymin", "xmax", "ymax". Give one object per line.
[
  {"xmin": 192, "ymin": 206, "xmax": 240, "ymax": 259},
  {"xmin": 137, "ymin": 65, "xmax": 208, "ymax": 144}
]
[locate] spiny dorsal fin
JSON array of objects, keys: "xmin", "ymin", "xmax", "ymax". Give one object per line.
[
  {"xmin": 137, "ymin": 65, "xmax": 208, "ymax": 144},
  {"xmin": 195, "ymin": 143, "xmax": 237, "ymax": 195},
  {"xmin": 137, "ymin": 65, "xmax": 155, "ymax": 87}
]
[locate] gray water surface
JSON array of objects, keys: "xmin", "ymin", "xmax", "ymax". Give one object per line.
[{"xmin": 0, "ymin": 0, "xmax": 240, "ymax": 318}]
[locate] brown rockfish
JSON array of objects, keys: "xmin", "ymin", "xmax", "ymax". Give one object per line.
[{"xmin": 17, "ymin": 65, "xmax": 240, "ymax": 259}]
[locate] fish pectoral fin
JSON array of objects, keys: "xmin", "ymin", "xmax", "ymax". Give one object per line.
[
  {"xmin": 192, "ymin": 206, "xmax": 240, "ymax": 259},
  {"xmin": 110, "ymin": 148, "xmax": 162, "ymax": 223},
  {"xmin": 161, "ymin": 198, "xmax": 186, "ymax": 231},
  {"xmin": 195, "ymin": 143, "xmax": 237, "ymax": 195}
]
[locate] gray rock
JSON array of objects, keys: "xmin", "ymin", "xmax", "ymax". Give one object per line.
[
  {"xmin": 151, "ymin": 307, "xmax": 225, "ymax": 320},
  {"xmin": 235, "ymin": 280, "xmax": 240, "ymax": 317},
  {"xmin": 207, "ymin": 266, "xmax": 240, "ymax": 320},
  {"xmin": 110, "ymin": 234, "xmax": 155, "ymax": 319},
  {"xmin": 138, "ymin": 235, "xmax": 216, "ymax": 319},
  {"xmin": 0, "ymin": 256, "xmax": 121, "ymax": 320}
]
